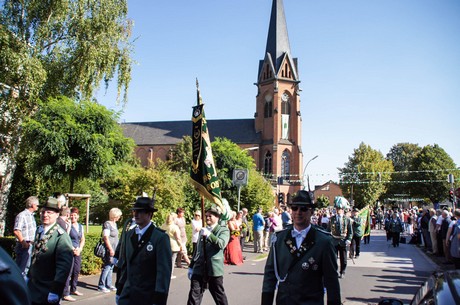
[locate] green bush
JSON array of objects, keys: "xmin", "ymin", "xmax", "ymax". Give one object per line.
[
  {"xmin": 0, "ymin": 236, "xmax": 17, "ymax": 258},
  {"xmin": 81, "ymin": 234, "xmax": 103, "ymax": 275}
]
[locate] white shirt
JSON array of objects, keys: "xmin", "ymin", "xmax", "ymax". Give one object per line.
[
  {"xmin": 135, "ymin": 222, "xmax": 152, "ymax": 240},
  {"xmin": 292, "ymin": 225, "xmax": 311, "ymax": 248}
]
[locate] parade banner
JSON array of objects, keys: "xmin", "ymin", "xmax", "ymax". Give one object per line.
[
  {"xmin": 190, "ymin": 85, "xmax": 223, "ymax": 209},
  {"xmin": 358, "ymin": 205, "xmax": 372, "ymax": 237}
]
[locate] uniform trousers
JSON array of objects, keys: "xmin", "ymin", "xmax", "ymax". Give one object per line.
[
  {"xmin": 187, "ymin": 274, "xmax": 228, "ymax": 305},
  {"xmin": 351, "ymin": 235, "xmax": 362, "ymax": 256},
  {"xmin": 335, "ymin": 244, "xmax": 347, "ymax": 274}
]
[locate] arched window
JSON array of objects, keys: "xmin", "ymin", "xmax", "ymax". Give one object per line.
[
  {"xmin": 264, "ymin": 101, "xmax": 272, "ymax": 118},
  {"xmin": 281, "ymin": 150, "xmax": 290, "ymax": 180},
  {"xmin": 264, "ymin": 151, "xmax": 272, "ymax": 176}
]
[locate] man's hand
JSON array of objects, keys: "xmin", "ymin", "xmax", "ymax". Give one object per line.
[
  {"xmin": 200, "ymin": 228, "xmax": 211, "ymax": 237},
  {"xmin": 345, "ymin": 240, "xmax": 351, "ymax": 246},
  {"xmin": 21, "ymin": 240, "xmax": 30, "ymax": 249},
  {"xmin": 47, "ymin": 293, "xmax": 59, "ymax": 303}
]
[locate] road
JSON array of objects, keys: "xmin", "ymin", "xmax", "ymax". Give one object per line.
[{"xmin": 71, "ymin": 229, "xmax": 439, "ymax": 305}]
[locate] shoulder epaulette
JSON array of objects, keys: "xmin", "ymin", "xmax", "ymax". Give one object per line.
[{"xmin": 57, "ymin": 227, "xmax": 66, "ymax": 235}]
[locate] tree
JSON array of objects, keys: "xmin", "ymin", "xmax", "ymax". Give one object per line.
[
  {"xmin": 0, "ymin": 0, "xmax": 133, "ymax": 235},
  {"xmin": 410, "ymin": 144, "xmax": 457, "ymax": 204},
  {"xmin": 21, "ymin": 96, "xmax": 135, "ymax": 192},
  {"xmin": 168, "ymin": 136, "xmax": 275, "ymax": 214},
  {"xmin": 385, "ymin": 143, "xmax": 422, "ymax": 200},
  {"xmin": 316, "ymin": 195, "xmax": 330, "ymax": 209},
  {"xmin": 338, "ymin": 142, "xmax": 394, "ymax": 209}
]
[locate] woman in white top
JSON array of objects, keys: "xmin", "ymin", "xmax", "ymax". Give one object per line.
[
  {"xmin": 191, "ymin": 210, "xmax": 202, "ymax": 258},
  {"xmin": 320, "ymin": 211, "xmax": 330, "ymax": 229}
]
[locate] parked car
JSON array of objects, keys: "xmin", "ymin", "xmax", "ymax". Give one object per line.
[{"xmin": 379, "ymin": 270, "xmax": 460, "ymax": 305}]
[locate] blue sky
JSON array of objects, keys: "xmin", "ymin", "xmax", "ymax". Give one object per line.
[{"xmin": 98, "ymin": 0, "xmax": 460, "ymax": 187}]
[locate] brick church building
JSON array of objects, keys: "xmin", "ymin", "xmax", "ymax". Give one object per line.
[{"xmin": 122, "ymin": 0, "xmax": 305, "ymax": 203}]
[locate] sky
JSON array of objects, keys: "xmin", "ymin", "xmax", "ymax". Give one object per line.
[{"xmin": 98, "ymin": 0, "xmax": 460, "ymax": 187}]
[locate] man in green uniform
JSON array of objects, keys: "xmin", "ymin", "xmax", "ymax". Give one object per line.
[
  {"xmin": 187, "ymin": 204, "xmax": 230, "ymax": 305},
  {"xmin": 350, "ymin": 207, "xmax": 363, "ymax": 259},
  {"xmin": 262, "ymin": 190, "xmax": 341, "ymax": 305},
  {"xmin": 118, "ymin": 196, "xmax": 172, "ymax": 305},
  {"xmin": 27, "ymin": 197, "xmax": 73, "ymax": 305},
  {"xmin": 328, "ymin": 196, "xmax": 353, "ymax": 279}
]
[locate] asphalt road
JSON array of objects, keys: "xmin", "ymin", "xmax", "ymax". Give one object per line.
[{"xmin": 70, "ymin": 229, "xmax": 439, "ymax": 305}]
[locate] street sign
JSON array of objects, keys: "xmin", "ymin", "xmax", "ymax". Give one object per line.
[
  {"xmin": 448, "ymin": 174, "xmax": 454, "ymax": 184},
  {"xmin": 232, "ymin": 169, "xmax": 248, "ymax": 186}
]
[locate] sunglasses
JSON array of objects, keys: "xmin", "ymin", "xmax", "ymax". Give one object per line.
[{"xmin": 290, "ymin": 206, "xmax": 310, "ymax": 212}]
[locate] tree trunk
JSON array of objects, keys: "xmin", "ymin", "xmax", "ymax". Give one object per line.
[{"xmin": 0, "ymin": 157, "xmax": 17, "ymax": 237}]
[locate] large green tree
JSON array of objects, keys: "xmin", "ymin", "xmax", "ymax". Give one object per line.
[
  {"xmin": 385, "ymin": 143, "xmax": 422, "ymax": 199},
  {"xmin": 0, "ymin": 0, "xmax": 133, "ymax": 235},
  {"xmin": 21, "ymin": 96, "xmax": 135, "ymax": 192},
  {"xmin": 339, "ymin": 142, "xmax": 394, "ymax": 209},
  {"xmin": 409, "ymin": 144, "xmax": 457, "ymax": 203}
]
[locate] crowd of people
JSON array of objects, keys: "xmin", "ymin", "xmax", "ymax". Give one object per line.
[{"xmin": 5, "ymin": 191, "xmax": 460, "ymax": 305}]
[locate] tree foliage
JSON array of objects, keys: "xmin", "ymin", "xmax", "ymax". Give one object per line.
[
  {"xmin": 409, "ymin": 144, "xmax": 457, "ymax": 203},
  {"xmin": 316, "ymin": 194, "xmax": 330, "ymax": 209},
  {"xmin": 21, "ymin": 96, "xmax": 135, "ymax": 191},
  {"xmin": 385, "ymin": 143, "xmax": 422, "ymax": 198},
  {"xmin": 339, "ymin": 142, "xmax": 394, "ymax": 208}
]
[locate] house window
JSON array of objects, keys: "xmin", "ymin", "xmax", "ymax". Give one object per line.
[
  {"xmin": 264, "ymin": 151, "xmax": 272, "ymax": 175},
  {"xmin": 281, "ymin": 150, "xmax": 290, "ymax": 180}
]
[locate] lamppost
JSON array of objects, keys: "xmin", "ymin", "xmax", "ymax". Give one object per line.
[{"xmin": 302, "ymin": 155, "xmax": 318, "ymax": 190}]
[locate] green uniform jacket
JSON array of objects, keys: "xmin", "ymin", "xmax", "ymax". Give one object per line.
[
  {"xmin": 118, "ymin": 223, "xmax": 172, "ymax": 305},
  {"xmin": 328, "ymin": 215, "xmax": 353, "ymax": 247},
  {"xmin": 262, "ymin": 225, "xmax": 341, "ymax": 305},
  {"xmin": 0, "ymin": 246, "xmax": 31, "ymax": 305},
  {"xmin": 114, "ymin": 217, "xmax": 134, "ymax": 294},
  {"xmin": 351, "ymin": 215, "xmax": 363, "ymax": 237},
  {"xmin": 27, "ymin": 224, "xmax": 73, "ymax": 303},
  {"xmin": 190, "ymin": 224, "xmax": 230, "ymax": 277}
]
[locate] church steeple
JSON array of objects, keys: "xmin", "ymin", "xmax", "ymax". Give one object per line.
[
  {"xmin": 265, "ymin": 0, "xmax": 292, "ymax": 73},
  {"xmin": 254, "ymin": 0, "xmax": 303, "ymax": 202}
]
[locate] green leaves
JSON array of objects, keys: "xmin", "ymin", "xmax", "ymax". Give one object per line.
[{"xmin": 22, "ymin": 96, "xmax": 134, "ymax": 191}]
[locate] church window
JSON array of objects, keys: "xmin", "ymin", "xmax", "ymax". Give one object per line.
[
  {"xmin": 264, "ymin": 151, "xmax": 272, "ymax": 175},
  {"xmin": 264, "ymin": 101, "xmax": 272, "ymax": 118},
  {"xmin": 281, "ymin": 150, "xmax": 290, "ymax": 180}
]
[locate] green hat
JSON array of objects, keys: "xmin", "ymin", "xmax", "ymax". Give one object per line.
[
  {"xmin": 41, "ymin": 197, "xmax": 62, "ymax": 212},
  {"xmin": 290, "ymin": 190, "xmax": 314, "ymax": 207},
  {"xmin": 132, "ymin": 197, "xmax": 157, "ymax": 212},
  {"xmin": 206, "ymin": 204, "xmax": 222, "ymax": 217}
]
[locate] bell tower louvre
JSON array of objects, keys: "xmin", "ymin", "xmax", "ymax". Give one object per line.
[{"xmin": 255, "ymin": 0, "xmax": 303, "ymax": 201}]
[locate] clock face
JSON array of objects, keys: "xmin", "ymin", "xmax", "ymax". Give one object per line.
[{"xmin": 281, "ymin": 93, "xmax": 289, "ymax": 102}]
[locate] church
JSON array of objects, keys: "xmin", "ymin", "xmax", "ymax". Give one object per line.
[{"xmin": 122, "ymin": 0, "xmax": 304, "ymax": 203}]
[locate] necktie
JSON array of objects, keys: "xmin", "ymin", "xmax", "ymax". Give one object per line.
[{"xmin": 291, "ymin": 230, "xmax": 307, "ymax": 239}]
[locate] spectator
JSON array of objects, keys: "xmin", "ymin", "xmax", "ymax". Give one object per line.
[
  {"xmin": 175, "ymin": 207, "xmax": 191, "ymax": 268},
  {"xmin": 280, "ymin": 205, "xmax": 292, "ymax": 229},
  {"xmin": 62, "ymin": 207, "xmax": 85, "ymax": 302},
  {"xmin": 13, "ymin": 196, "xmax": 39, "ymax": 275},
  {"xmin": 98, "ymin": 208, "xmax": 122, "ymax": 293},
  {"xmin": 239, "ymin": 208, "xmax": 249, "ymax": 250},
  {"xmin": 161, "ymin": 213, "xmax": 182, "ymax": 279},
  {"xmin": 252, "ymin": 207, "xmax": 265, "ymax": 253},
  {"xmin": 428, "ymin": 208, "xmax": 438, "ymax": 255},
  {"xmin": 191, "ymin": 210, "xmax": 203, "ymax": 258}
]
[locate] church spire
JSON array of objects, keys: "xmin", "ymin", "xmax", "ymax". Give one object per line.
[{"xmin": 265, "ymin": 0, "xmax": 292, "ymax": 73}]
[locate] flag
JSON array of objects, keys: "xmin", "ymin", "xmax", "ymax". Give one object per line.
[
  {"xmin": 358, "ymin": 205, "xmax": 372, "ymax": 237},
  {"xmin": 190, "ymin": 81, "xmax": 223, "ymax": 209}
]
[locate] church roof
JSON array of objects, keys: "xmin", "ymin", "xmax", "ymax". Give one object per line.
[{"xmin": 121, "ymin": 119, "xmax": 260, "ymax": 146}]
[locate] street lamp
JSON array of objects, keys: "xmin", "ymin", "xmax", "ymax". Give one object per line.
[{"xmin": 302, "ymin": 155, "xmax": 318, "ymax": 190}]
